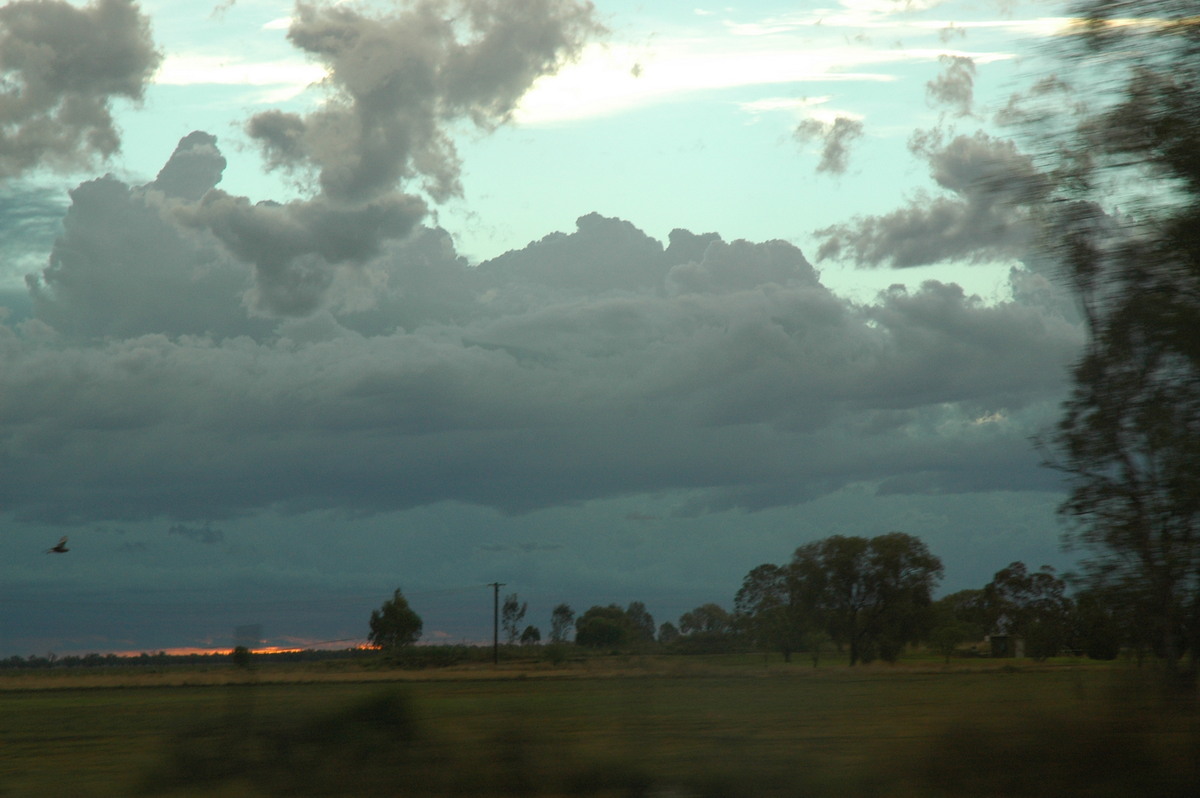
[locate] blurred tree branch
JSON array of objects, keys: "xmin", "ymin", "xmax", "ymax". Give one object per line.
[{"xmin": 1038, "ymin": 0, "xmax": 1200, "ymax": 685}]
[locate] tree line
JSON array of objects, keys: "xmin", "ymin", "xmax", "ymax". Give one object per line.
[{"xmin": 365, "ymin": 529, "xmax": 1157, "ymax": 666}]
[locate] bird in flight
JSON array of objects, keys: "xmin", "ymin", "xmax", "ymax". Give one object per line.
[{"xmin": 46, "ymin": 536, "xmax": 69, "ymax": 554}]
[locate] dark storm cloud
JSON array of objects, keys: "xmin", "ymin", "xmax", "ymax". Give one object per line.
[
  {"xmin": 1, "ymin": 128, "xmax": 1083, "ymax": 524},
  {"xmin": 815, "ymin": 130, "xmax": 1048, "ymax": 267},
  {"xmin": 192, "ymin": 0, "xmax": 602, "ymax": 318},
  {"xmin": 0, "ymin": 0, "xmax": 160, "ymax": 179},
  {"xmin": 794, "ymin": 116, "xmax": 864, "ymax": 175}
]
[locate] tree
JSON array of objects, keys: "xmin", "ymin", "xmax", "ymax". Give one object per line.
[
  {"xmin": 1036, "ymin": 0, "xmax": 1200, "ymax": 684},
  {"xmin": 549, "ymin": 603, "xmax": 575, "ymax": 644},
  {"xmin": 928, "ymin": 590, "xmax": 989, "ymax": 663},
  {"xmin": 1070, "ymin": 584, "xmax": 1127, "ymax": 661},
  {"xmin": 574, "ymin": 605, "xmax": 637, "ymax": 649},
  {"xmin": 791, "ymin": 533, "xmax": 943, "ymax": 665},
  {"xmin": 678, "ymin": 603, "xmax": 732, "ymax": 636},
  {"xmin": 501, "ymin": 593, "xmax": 527, "ymax": 645},
  {"xmin": 519, "ymin": 625, "xmax": 541, "ymax": 645},
  {"xmin": 928, "ymin": 622, "xmax": 974, "ymax": 665},
  {"xmin": 983, "ymin": 562, "xmax": 1074, "ymax": 660},
  {"xmin": 230, "ymin": 645, "xmax": 253, "ymax": 670},
  {"xmin": 934, "ymin": 589, "xmax": 990, "ymax": 637},
  {"xmin": 657, "ymin": 621, "xmax": 680, "ymax": 644},
  {"xmin": 624, "ymin": 601, "xmax": 656, "ymax": 643},
  {"xmin": 368, "ymin": 588, "xmax": 423, "ymax": 652},
  {"xmin": 672, "ymin": 603, "xmax": 736, "ymax": 653},
  {"xmin": 735, "ymin": 563, "xmax": 808, "ymax": 662}
]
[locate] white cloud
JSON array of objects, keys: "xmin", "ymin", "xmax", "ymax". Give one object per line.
[
  {"xmin": 515, "ymin": 37, "xmax": 1008, "ymax": 124},
  {"xmin": 154, "ymin": 53, "xmax": 326, "ymax": 88},
  {"xmin": 507, "ymin": 0, "xmax": 1037, "ymax": 127},
  {"xmin": 739, "ymin": 96, "xmax": 832, "ymax": 114}
]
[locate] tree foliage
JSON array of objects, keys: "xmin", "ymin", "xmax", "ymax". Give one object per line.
[
  {"xmin": 501, "ymin": 593, "xmax": 527, "ymax": 645},
  {"xmin": 790, "ymin": 533, "xmax": 943, "ymax": 664},
  {"xmin": 1039, "ymin": 0, "xmax": 1200, "ymax": 682},
  {"xmin": 549, "ymin": 603, "xmax": 575, "ymax": 644},
  {"xmin": 573, "ymin": 602, "xmax": 656, "ymax": 649},
  {"xmin": 624, "ymin": 601, "xmax": 656, "ymax": 643},
  {"xmin": 736, "ymin": 533, "xmax": 942, "ymax": 665},
  {"xmin": 678, "ymin": 603, "xmax": 732, "ymax": 636},
  {"xmin": 574, "ymin": 605, "xmax": 636, "ymax": 649},
  {"xmin": 928, "ymin": 589, "xmax": 989, "ymax": 662},
  {"xmin": 734, "ymin": 563, "xmax": 809, "ymax": 662},
  {"xmin": 983, "ymin": 562, "xmax": 1073, "ymax": 660},
  {"xmin": 368, "ymin": 588, "xmax": 423, "ymax": 652}
]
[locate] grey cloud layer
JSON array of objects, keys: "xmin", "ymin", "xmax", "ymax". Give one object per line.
[
  {"xmin": 3, "ymin": 136, "xmax": 1081, "ymax": 525},
  {"xmin": 0, "ymin": 0, "xmax": 160, "ymax": 179}
]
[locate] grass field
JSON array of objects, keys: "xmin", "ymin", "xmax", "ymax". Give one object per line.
[{"xmin": 1, "ymin": 654, "xmax": 1196, "ymax": 797}]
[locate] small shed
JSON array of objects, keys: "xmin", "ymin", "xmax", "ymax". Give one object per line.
[{"xmin": 988, "ymin": 634, "xmax": 1025, "ymax": 658}]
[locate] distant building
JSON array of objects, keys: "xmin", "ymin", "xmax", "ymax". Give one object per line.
[{"xmin": 988, "ymin": 634, "xmax": 1025, "ymax": 658}]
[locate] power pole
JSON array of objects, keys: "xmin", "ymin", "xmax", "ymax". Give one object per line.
[{"xmin": 490, "ymin": 582, "xmax": 506, "ymax": 665}]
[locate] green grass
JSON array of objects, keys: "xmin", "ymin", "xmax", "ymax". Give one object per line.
[{"xmin": 1, "ymin": 655, "xmax": 1195, "ymax": 797}]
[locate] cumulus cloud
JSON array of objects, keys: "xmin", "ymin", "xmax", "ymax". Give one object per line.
[
  {"xmin": 473, "ymin": 212, "xmax": 669, "ymax": 295},
  {"xmin": 26, "ymin": 134, "xmax": 267, "ymax": 340},
  {"xmin": 24, "ymin": 132, "xmax": 481, "ymax": 339},
  {"xmin": 0, "ymin": 0, "xmax": 160, "ymax": 180},
  {"xmin": 926, "ymin": 54, "xmax": 976, "ymax": 116},
  {"xmin": 3, "ymin": 188, "xmax": 1081, "ymax": 524},
  {"xmin": 795, "ymin": 115, "xmax": 865, "ymax": 175},
  {"xmin": 186, "ymin": 0, "xmax": 602, "ymax": 318},
  {"xmin": 250, "ymin": 0, "xmax": 601, "ymax": 202},
  {"xmin": 815, "ymin": 130, "xmax": 1048, "ymax": 267},
  {"xmin": 665, "ymin": 238, "xmax": 818, "ymax": 295},
  {"xmin": 183, "ymin": 190, "xmax": 428, "ymax": 317}
]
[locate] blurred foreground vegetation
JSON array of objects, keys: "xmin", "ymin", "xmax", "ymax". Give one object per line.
[{"xmin": 1, "ymin": 653, "xmax": 1196, "ymax": 797}]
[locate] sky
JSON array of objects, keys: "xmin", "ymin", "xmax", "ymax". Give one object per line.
[{"xmin": 0, "ymin": 0, "xmax": 1087, "ymax": 656}]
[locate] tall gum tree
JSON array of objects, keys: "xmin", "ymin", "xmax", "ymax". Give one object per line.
[
  {"xmin": 789, "ymin": 533, "xmax": 942, "ymax": 665},
  {"xmin": 1038, "ymin": 0, "xmax": 1200, "ymax": 683}
]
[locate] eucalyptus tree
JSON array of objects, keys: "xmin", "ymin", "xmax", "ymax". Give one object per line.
[
  {"xmin": 501, "ymin": 593, "xmax": 527, "ymax": 645},
  {"xmin": 549, "ymin": 602, "xmax": 575, "ymax": 643},
  {"xmin": 1038, "ymin": 0, "xmax": 1200, "ymax": 682},
  {"xmin": 735, "ymin": 563, "xmax": 808, "ymax": 662},
  {"xmin": 737, "ymin": 533, "xmax": 942, "ymax": 665},
  {"xmin": 789, "ymin": 533, "xmax": 943, "ymax": 665},
  {"xmin": 368, "ymin": 588, "xmax": 423, "ymax": 652}
]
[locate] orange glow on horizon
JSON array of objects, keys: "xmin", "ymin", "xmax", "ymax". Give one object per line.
[{"xmin": 101, "ymin": 641, "xmax": 372, "ymax": 658}]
